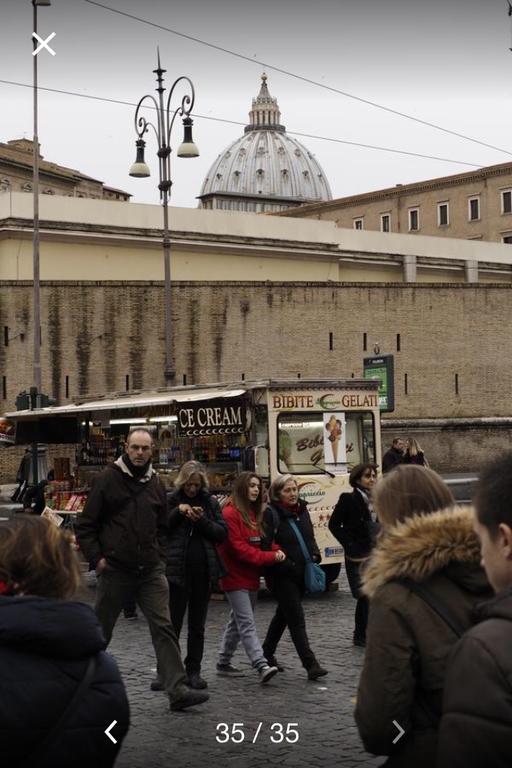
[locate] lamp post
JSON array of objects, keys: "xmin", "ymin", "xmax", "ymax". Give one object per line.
[
  {"xmin": 30, "ymin": 0, "xmax": 51, "ymax": 487},
  {"xmin": 32, "ymin": 0, "xmax": 51, "ymax": 392},
  {"xmin": 130, "ymin": 52, "xmax": 199, "ymax": 385}
]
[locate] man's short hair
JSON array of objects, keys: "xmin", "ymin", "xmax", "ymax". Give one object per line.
[
  {"xmin": 391, "ymin": 437, "xmax": 402, "ymax": 446},
  {"xmin": 126, "ymin": 427, "xmax": 153, "ymax": 443},
  {"xmin": 474, "ymin": 451, "xmax": 512, "ymax": 536}
]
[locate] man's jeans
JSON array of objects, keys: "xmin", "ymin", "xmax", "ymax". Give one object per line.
[
  {"xmin": 218, "ymin": 589, "xmax": 267, "ymax": 671},
  {"xmin": 95, "ymin": 563, "xmax": 188, "ymax": 699}
]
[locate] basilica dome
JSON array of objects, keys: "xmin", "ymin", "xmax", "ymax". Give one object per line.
[{"xmin": 198, "ymin": 74, "xmax": 332, "ymax": 212}]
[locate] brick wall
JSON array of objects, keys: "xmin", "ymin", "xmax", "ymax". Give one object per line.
[{"xmin": 1, "ymin": 280, "xmax": 512, "ymax": 476}]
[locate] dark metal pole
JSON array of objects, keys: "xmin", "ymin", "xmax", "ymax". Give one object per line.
[
  {"xmin": 154, "ymin": 63, "xmax": 174, "ymax": 385},
  {"xmin": 161, "ymin": 188, "xmax": 173, "ymax": 383},
  {"xmin": 32, "ymin": 2, "xmax": 42, "ymax": 394},
  {"xmin": 32, "ymin": 2, "xmax": 41, "ymax": 488}
]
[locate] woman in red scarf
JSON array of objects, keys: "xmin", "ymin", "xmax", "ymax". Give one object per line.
[
  {"xmin": 217, "ymin": 472, "xmax": 285, "ymax": 683},
  {"xmin": 261, "ymin": 474, "xmax": 328, "ymax": 680}
]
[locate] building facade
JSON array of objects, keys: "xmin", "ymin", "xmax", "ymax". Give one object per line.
[
  {"xmin": 2, "ymin": 193, "xmax": 512, "ymax": 474},
  {"xmin": 276, "ymin": 162, "xmax": 512, "ymax": 244},
  {"xmin": 0, "ymin": 138, "xmax": 131, "ymax": 201}
]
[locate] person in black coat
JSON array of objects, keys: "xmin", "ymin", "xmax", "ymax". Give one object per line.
[
  {"xmin": 328, "ymin": 463, "xmax": 378, "ymax": 646},
  {"xmin": 0, "ymin": 515, "xmax": 129, "ymax": 768},
  {"xmin": 261, "ymin": 474, "xmax": 328, "ymax": 680},
  {"xmin": 382, "ymin": 437, "xmax": 405, "ymax": 473},
  {"xmin": 438, "ymin": 452, "xmax": 512, "ymax": 768},
  {"xmin": 152, "ymin": 461, "xmax": 227, "ymax": 691}
]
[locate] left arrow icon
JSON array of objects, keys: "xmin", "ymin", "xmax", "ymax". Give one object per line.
[{"xmin": 105, "ymin": 720, "xmax": 118, "ymax": 744}]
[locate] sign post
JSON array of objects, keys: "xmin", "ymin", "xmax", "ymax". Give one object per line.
[{"xmin": 363, "ymin": 355, "xmax": 395, "ymax": 412}]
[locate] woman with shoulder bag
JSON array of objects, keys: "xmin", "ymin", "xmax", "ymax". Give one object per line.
[
  {"xmin": 0, "ymin": 515, "xmax": 129, "ymax": 768},
  {"xmin": 261, "ymin": 474, "xmax": 328, "ymax": 681},
  {"xmin": 354, "ymin": 465, "xmax": 492, "ymax": 768},
  {"xmin": 328, "ymin": 463, "xmax": 379, "ymax": 647}
]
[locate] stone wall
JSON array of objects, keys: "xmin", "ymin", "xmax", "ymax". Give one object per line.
[{"xmin": 2, "ymin": 280, "xmax": 512, "ymax": 477}]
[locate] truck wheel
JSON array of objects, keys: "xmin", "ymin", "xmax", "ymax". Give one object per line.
[{"xmin": 321, "ymin": 563, "xmax": 341, "ymax": 585}]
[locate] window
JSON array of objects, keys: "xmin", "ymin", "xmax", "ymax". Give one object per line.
[
  {"xmin": 353, "ymin": 218, "xmax": 364, "ymax": 230},
  {"xmin": 501, "ymin": 190, "xmax": 512, "ymax": 215},
  {"xmin": 380, "ymin": 213, "xmax": 391, "ymax": 232},
  {"xmin": 408, "ymin": 208, "xmax": 419, "ymax": 231},
  {"xmin": 503, "ymin": 234, "xmax": 512, "ymax": 244},
  {"xmin": 437, "ymin": 202, "xmax": 449, "ymax": 226},
  {"xmin": 468, "ymin": 197, "xmax": 480, "ymax": 221},
  {"xmin": 277, "ymin": 412, "xmax": 376, "ymax": 475}
]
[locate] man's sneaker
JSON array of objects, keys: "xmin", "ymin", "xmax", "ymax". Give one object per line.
[
  {"xmin": 187, "ymin": 672, "xmax": 208, "ymax": 689},
  {"xmin": 169, "ymin": 689, "xmax": 209, "ymax": 711},
  {"xmin": 258, "ymin": 664, "xmax": 278, "ymax": 684},
  {"xmin": 216, "ymin": 663, "xmax": 244, "ymax": 677},
  {"xmin": 123, "ymin": 610, "xmax": 138, "ymax": 621},
  {"xmin": 307, "ymin": 663, "xmax": 328, "ymax": 681},
  {"xmin": 150, "ymin": 675, "xmax": 165, "ymax": 691}
]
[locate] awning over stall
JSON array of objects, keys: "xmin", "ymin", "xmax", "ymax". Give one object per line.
[{"xmin": 5, "ymin": 386, "xmax": 247, "ymax": 421}]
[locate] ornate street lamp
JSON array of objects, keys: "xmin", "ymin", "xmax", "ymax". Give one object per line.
[{"xmin": 130, "ymin": 51, "xmax": 199, "ymax": 385}]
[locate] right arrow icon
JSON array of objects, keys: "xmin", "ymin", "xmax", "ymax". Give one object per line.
[{"xmin": 392, "ymin": 720, "xmax": 405, "ymax": 744}]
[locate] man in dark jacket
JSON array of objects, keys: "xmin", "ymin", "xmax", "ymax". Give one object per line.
[
  {"xmin": 438, "ymin": 452, "xmax": 512, "ymax": 768},
  {"xmin": 381, "ymin": 437, "xmax": 404, "ymax": 473},
  {"xmin": 75, "ymin": 428, "xmax": 209, "ymax": 712}
]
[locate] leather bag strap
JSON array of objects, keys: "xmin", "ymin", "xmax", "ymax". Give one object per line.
[
  {"xmin": 287, "ymin": 519, "xmax": 313, "ymax": 564},
  {"xmin": 399, "ymin": 578, "xmax": 465, "ymax": 637}
]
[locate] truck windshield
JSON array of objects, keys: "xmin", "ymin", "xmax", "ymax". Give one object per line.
[{"xmin": 277, "ymin": 411, "xmax": 375, "ymax": 475}]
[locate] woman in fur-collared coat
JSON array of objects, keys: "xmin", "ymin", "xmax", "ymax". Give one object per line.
[{"xmin": 354, "ymin": 465, "xmax": 492, "ymax": 768}]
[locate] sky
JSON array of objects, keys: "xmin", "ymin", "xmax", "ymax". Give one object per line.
[{"xmin": 1, "ymin": 0, "xmax": 512, "ymax": 208}]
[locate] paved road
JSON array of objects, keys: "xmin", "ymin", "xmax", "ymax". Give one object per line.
[{"xmin": 77, "ymin": 580, "xmax": 384, "ymax": 768}]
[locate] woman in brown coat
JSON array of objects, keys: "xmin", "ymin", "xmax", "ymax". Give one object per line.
[{"xmin": 354, "ymin": 465, "xmax": 492, "ymax": 768}]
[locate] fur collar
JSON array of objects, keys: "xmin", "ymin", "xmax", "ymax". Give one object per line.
[{"xmin": 362, "ymin": 506, "xmax": 481, "ymax": 598}]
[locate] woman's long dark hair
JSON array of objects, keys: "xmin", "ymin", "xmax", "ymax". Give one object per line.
[{"xmin": 231, "ymin": 471, "xmax": 264, "ymax": 531}]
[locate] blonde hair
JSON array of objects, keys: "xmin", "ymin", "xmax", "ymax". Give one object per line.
[
  {"xmin": 406, "ymin": 437, "xmax": 423, "ymax": 456},
  {"xmin": 0, "ymin": 516, "xmax": 81, "ymax": 599},
  {"xmin": 373, "ymin": 465, "xmax": 454, "ymax": 529},
  {"xmin": 174, "ymin": 460, "xmax": 209, "ymax": 491}
]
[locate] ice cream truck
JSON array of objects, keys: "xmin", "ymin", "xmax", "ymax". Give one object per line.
[{"xmin": 7, "ymin": 378, "xmax": 381, "ymax": 581}]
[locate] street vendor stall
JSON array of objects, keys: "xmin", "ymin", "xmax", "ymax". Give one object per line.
[{"xmin": 6, "ymin": 379, "xmax": 382, "ymax": 579}]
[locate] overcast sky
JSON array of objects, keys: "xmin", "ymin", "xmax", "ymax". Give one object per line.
[{"xmin": 2, "ymin": 0, "xmax": 512, "ymax": 208}]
